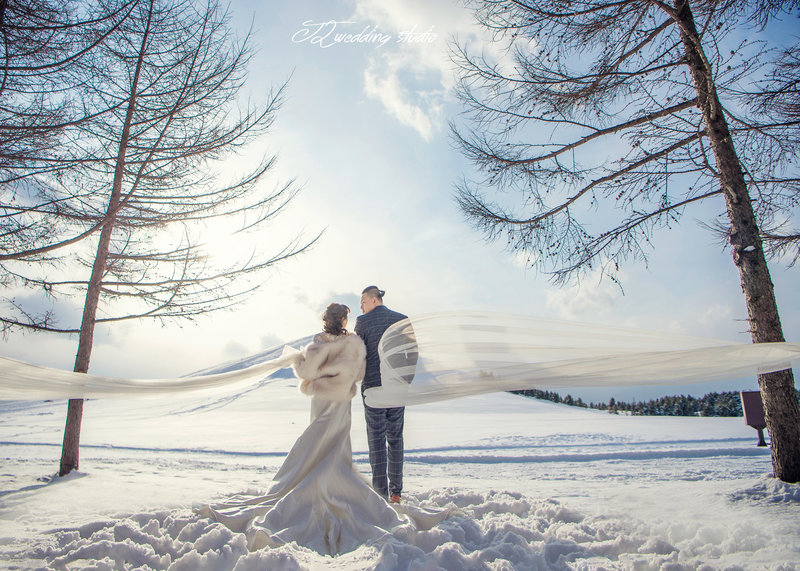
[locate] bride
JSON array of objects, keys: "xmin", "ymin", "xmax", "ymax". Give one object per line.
[{"xmin": 197, "ymin": 303, "xmax": 432, "ymax": 556}]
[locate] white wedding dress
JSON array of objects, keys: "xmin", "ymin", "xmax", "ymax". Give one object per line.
[
  {"xmin": 197, "ymin": 397, "xmax": 411, "ymax": 554},
  {"xmin": 197, "ymin": 333, "xmax": 447, "ymax": 556}
]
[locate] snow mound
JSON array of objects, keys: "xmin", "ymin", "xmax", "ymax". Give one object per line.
[
  {"xmin": 7, "ymin": 489, "xmax": 797, "ymax": 570},
  {"xmin": 729, "ymin": 475, "xmax": 800, "ymax": 505}
]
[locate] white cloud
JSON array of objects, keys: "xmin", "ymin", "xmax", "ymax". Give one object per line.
[
  {"xmin": 699, "ymin": 303, "xmax": 734, "ymax": 325},
  {"xmin": 544, "ymin": 268, "xmax": 623, "ymax": 320},
  {"xmin": 350, "ymin": 0, "xmax": 534, "ymax": 141},
  {"xmin": 223, "ymin": 340, "xmax": 250, "ymax": 359},
  {"xmin": 363, "ymin": 58, "xmax": 441, "ymax": 141},
  {"xmin": 352, "ymin": 0, "xmax": 480, "ymax": 140}
]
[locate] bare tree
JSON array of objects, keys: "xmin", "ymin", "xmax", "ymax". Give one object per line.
[
  {"xmin": 452, "ymin": 0, "xmax": 800, "ymax": 481},
  {"xmin": 0, "ymin": 1, "xmax": 137, "ymax": 260},
  {"xmin": 748, "ymin": 39, "xmax": 800, "ymax": 265},
  {"xmin": 1, "ymin": 0, "xmax": 315, "ymax": 475}
]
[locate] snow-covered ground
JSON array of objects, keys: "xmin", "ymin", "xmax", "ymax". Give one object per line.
[{"xmin": 1, "ymin": 361, "xmax": 799, "ymax": 570}]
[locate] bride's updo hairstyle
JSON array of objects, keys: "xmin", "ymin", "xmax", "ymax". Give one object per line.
[{"xmin": 322, "ymin": 303, "xmax": 350, "ymax": 336}]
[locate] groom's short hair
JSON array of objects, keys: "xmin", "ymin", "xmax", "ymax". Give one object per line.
[{"xmin": 362, "ymin": 285, "xmax": 385, "ymax": 301}]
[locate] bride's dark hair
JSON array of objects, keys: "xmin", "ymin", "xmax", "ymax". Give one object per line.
[{"xmin": 322, "ymin": 303, "xmax": 350, "ymax": 336}]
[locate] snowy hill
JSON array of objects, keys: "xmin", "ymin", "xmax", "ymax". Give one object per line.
[{"xmin": 1, "ymin": 343, "xmax": 799, "ymax": 569}]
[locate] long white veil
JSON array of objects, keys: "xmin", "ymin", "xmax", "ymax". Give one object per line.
[
  {"xmin": 0, "ymin": 346, "xmax": 301, "ymax": 400},
  {"xmin": 1, "ymin": 312, "xmax": 798, "ymax": 403},
  {"xmin": 362, "ymin": 312, "xmax": 800, "ymax": 407}
]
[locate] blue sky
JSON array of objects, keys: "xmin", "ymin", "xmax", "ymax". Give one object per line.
[{"xmin": 6, "ymin": 0, "xmax": 799, "ymax": 403}]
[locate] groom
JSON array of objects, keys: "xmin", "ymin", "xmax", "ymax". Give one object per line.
[{"xmin": 355, "ymin": 285, "xmax": 407, "ymax": 503}]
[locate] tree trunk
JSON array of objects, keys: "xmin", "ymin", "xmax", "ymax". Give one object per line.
[
  {"xmin": 674, "ymin": 0, "xmax": 800, "ymax": 481},
  {"xmin": 58, "ymin": 399, "xmax": 83, "ymax": 475},
  {"xmin": 58, "ymin": 218, "xmax": 117, "ymax": 476},
  {"xmin": 58, "ymin": 1, "xmax": 154, "ymax": 476}
]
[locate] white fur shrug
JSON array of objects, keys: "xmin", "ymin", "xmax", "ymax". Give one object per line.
[{"xmin": 292, "ymin": 332, "xmax": 367, "ymax": 402}]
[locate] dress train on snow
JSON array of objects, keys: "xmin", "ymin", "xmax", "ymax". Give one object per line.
[{"xmin": 197, "ymin": 333, "xmax": 450, "ymax": 555}]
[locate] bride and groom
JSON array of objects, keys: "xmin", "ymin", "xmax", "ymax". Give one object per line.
[{"xmin": 198, "ymin": 286, "xmax": 441, "ymax": 555}]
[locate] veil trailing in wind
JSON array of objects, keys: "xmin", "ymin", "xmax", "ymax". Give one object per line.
[
  {"xmin": 0, "ymin": 312, "xmax": 798, "ymax": 403},
  {"xmin": 0, "ymin": 346, "xmax": 302, "ymax": 400},
  {"xmin": 361, "ymin": 312, "xmax": 800, "ymax": 407}
]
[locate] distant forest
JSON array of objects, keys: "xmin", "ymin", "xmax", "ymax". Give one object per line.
[{"xmin": 511, "ymin": 389, "xmax": 800, "ymax": 417}]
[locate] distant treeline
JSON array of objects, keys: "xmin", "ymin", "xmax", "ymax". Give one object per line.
[{"xmin": 511, "ymin": 389, "xmax": 800, "ymax": 417}]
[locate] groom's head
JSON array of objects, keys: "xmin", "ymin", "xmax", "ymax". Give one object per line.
[{"xmin": 360, "ymin": 285, "xmax": 385, "ymax": 314}]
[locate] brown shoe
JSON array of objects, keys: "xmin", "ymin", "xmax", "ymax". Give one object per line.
[{"xmin": 390, "ymin": 494, "xmax": 402, "ymax": 504}]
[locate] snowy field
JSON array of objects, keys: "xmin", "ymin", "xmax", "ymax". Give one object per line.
[{"xmin": 1, "ymin": 362, "xmax": 799, "ymax": 570}]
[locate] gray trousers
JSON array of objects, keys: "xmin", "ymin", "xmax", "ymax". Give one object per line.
[{"xmin": 363, "ymin": 402, "xmax": 404, "ymax": 497}]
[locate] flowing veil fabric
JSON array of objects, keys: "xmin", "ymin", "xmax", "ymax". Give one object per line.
[
  {"xmin": 0, "ymin": 345, "xmax": 302, "ymax": 400},
  {"xmin": 363, "ymin": 313, "xmax": 800, "ymax": 407},
  {"xmin": 0, "ymin": 313, "xmax": 798, "ymax": 402}
]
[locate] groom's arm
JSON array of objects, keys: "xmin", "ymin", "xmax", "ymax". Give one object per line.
[{"xmin": 354, "ymin": 315, "xmax": 366, "ymax": 342}]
